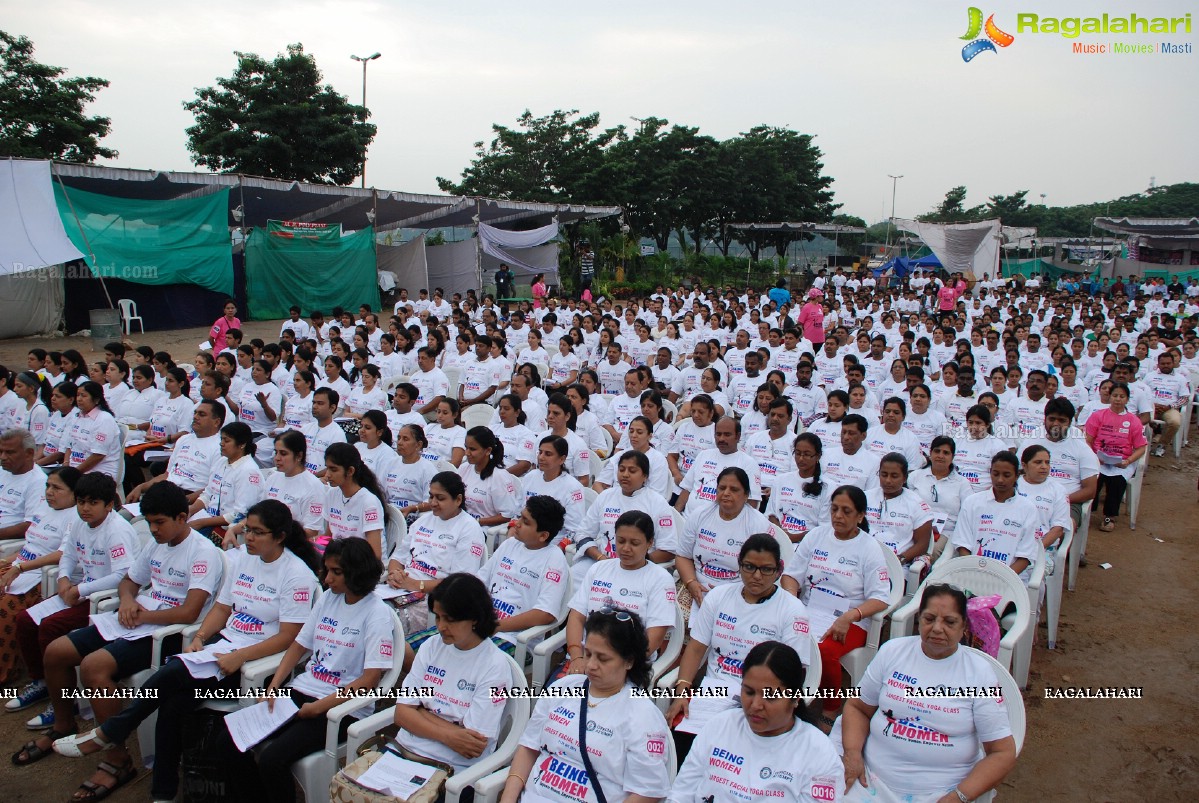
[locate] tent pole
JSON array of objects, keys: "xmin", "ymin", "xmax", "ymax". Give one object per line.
[
  {"xmin": 52, "ymin": 163, "xmax": 114, "ymax": 310},
  {"xmin": 474, "ymin": 199, "xmax": 483, "ymax": 296}
]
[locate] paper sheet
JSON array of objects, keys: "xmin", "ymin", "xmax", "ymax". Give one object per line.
[
  {"xmin": 7, "ymin": 567, "xmax": 42, "ymax": 596},
  {"xmin": 224, "ymin": 696, "xmax": 299, "ymax": 752},
  {"xmin": 90, "ymin": 595, "xmax": 168, "ymax": 641},
  {"xmin": 353, "ymin": 748, "xmax": 439, "ymax": 799},
  {"xmin": 372, "ymin": 585, "xmax": 413, "ymax": 601},
  {"xmin": 121, "ymin": 503, "xmax": 141, "ymax": 519},
  {"xmin": 25, "ymin": 594, "xmax": 69, "ymax": 625},
  {"xmin": 176, "ymin": 640, "xmax": 238, "ymax": 680}
]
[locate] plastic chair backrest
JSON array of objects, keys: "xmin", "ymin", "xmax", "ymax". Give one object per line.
[
  {"xmin": 582, "ymin": 486, "xmax": 598, "ymax": 508},
  {"xmin": 587, "ymin": 450, "xmax": 605, "ymax": 483},
  {"xmin": 878, "ymin": 543, "xmax": 906, "ymax": 613},
  {"xmin": 117, "ymin": 298, "xmax": 138, "ymax": 320},
  {"xmin": 964, "ymin": 646, "xmax": 1026, "ymax": 752},
  {"xmin": 651, "ymin": 604, "xmax": 686, "ymax": 684},
  {"xmin": 385, "ymin": 504, "xmax": 408, "ymax": 558},
  {"xmin": 463, "ymin": 405, "xmax": 494, "ymax": 430},
  {"xmin": 661, "ymin": 399, "xmax": 678, "ymax": 424},
  {"xmin": 436, "ymin": 459, "xmax": 455, "ymax": 474},
  {"xmin": 926, "ymin": 556, "xmax": 1028, "ymax": 618}
]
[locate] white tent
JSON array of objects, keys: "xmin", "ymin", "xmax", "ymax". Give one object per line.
[
  {"xmin": 894, "ymin": 218, "xmax": 1002, "ymax": 279},
  {"xmin": 377, "ymin": 235, "xmax": 560, "ymax": 300},
  {"xmin": 0, "ymin": 159, "xmax": 84, "ymax": 337}
]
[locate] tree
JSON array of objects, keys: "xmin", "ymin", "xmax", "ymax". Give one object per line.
[
  {"xmin": 436, "ymin": 109, "xmax": 620, "ymax": 202},
  {"xmin": 0, "ymin": 31, "xmax": 115, "ymax": 162},
  {"xmin": 919, "ymin": 185, "xmax": 983, "ymax": 223},
  {"xmin": 184, "ymin": 44, "xmax": 375, "ymax": 185},
  {"xmin": 985, "ymin": 190, "xmax": 1033, "ymax": 224}
]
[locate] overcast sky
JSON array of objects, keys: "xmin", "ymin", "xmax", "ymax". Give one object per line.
[{"xmin": 8, "ymin": 0, "xmax": 1197, "ymax": 223}]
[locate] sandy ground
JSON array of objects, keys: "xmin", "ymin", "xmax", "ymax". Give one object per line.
[{"xmin": 0, "ymin": 322, "xmax": 1196, "ymax": 801}]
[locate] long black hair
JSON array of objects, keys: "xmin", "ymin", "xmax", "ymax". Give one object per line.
[
  {"xmin": 466, "ymin": 426, "xmax": 505, "ymax": 480},
  {"xmin": 245, "ymin": 499, "xmax": 321, "ymax": 574},
  {"xmin": 741, "ymin": 640, "xmax": 816, "ymax": 725},
  {"xmin": 794, "ymin": 432, "xmax": 824, "ymax": 497},
  {"xmin": 323, "ymin": 442, "xmax": 389, "ymax": 524}
]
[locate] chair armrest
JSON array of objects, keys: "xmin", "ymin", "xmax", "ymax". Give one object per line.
[
  {"xmin": 345, "ymin": 706, "xmax": 398, "ymax": 757},
  {"xmin": 445, "ymin": 747, "xmax": 520, "ymax": 801},
  {"xmin": 889, "ymin": 596, "xmax": 921, "ymax": 639},
  {"xmin": 530, "ymin": 628, "xmax": 568, "ymax": 691},
  {"xmin": 89, "ymin": 589, "xmax": 119, "ymax": 613},
  {"xmin": 241, "ymin": 650, "xmax": 300, "ymax": 686},
  {"xmin": 150, "ymin": 624, "xmax": 192, "ymax": 668},
  {"xmin": 515, "ymin": 620, "xmax": 563, "ymax": 646},
  {"xmin": 324, "ymin": 693, "xmax": 386, "ymax": 756},
  {"xmin": 470, "ymin": 769, "xmax": 511, "ymax": 803},
  {"xmin": 182, "ymin": 624, "xmax": 202, "ymax": 641},
  {"xmin": 656, "ymin": 667, "xmax": 679, "ymax": 691}
]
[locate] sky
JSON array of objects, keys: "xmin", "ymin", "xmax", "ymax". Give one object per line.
[{"xmin": 7, "ymin": 0, "xmax": 1198, "ymax": 223}]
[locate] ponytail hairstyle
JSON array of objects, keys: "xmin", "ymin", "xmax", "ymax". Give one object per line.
[
  {"xmin": 740, "ymin": 641, "xmax": 816, "ymax": 725},
  {"xmin": 153, "ymin": 351, "xmax": 176, "ymax": 373},
  {"xmin": 546, "ymin": 392, "xmax": 578, "ymax": 431},
  {"xmin": 466, "ymin": 425, "xmax": 505, "ymax": 480},
  {"xmin": 323, "ymin": 442, "xmax": 389, "ymax": 524},
  {"xmin": 108, "ymin": 359, "xmax": 132, "ymax": 387},
  {"xmin": 15, "ymin": 371, "xmax": 53, "ymax": 409},
  {"xmin": 324, "ymin": 354, "xmax": 350, "ymax": 382},
  {"xmin": 246, "ymin": 499, "xmax": 321, "ymax": 575},
  {"xmin": 221, "ymin": 421, "xmax": 257, "ymax": 457},
  {"xmin": 400, "ymin": 423, "xmax": 429, "ymax": 451},
  {"xmin": 167, "ymin": 366, "xmax": 190, "ymax": 398},
  {"xmin": 274, "ymin": 428, "xmax": 309, "ymax": 466},
  {"xmin": 77, "ymin": 381, "xmax": 113, "ymax": 415},
  {"xmin": 794, "ymin": 432, "xmax": 824, "ymax": 497},
  {"xmin": 438, "ymin": 397, "xmax": 462, "ymax": 426},
  {"xmin": 498, "ymin": 393, "xmax": 527, "ymax": 426},
  {"xmin": 60, "ymin": 349, "xmax": 87, "ymax": 382},
  {"xmin": 361, "ymin": 409, "xmax": 392, "ymax": 446}
]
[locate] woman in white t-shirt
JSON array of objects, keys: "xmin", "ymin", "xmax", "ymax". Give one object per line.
[
  {"xmin": 343, "ymin": 365, "xmax": 387, "ymax": 418},
  {"xmin": 908, "ymin": 435, "xmax": 971, "ymax": 562},
  {"xmin": 145, "ymin": 368, "xmax": 196, "ymax": 446},
  {"xmin": 667, "ymin": 534, "xmax": 813, "ymax": 760},
  {"xmin": 668, "ymin": 395, "xmax": 716, "ymax": 493},
  {"xmin": 671, "ymin": 641, "xmax": 843, "ymax": 803},
  {"xmin": 593, "ymin": 415, "xmax": 671, "ymax": 498},
  {"xmin": 676, "ymin": 467, "xmax": 782, "ymax": 606},
  {"xmin": 57, "ymin": 499, "xmax": 321, "ymax": 801},
  {"xmin": 353, "ymin": 410, "xmax": 401, "ymax": 481},
  {"xmin": 0, "ymin": 466, "xmax": 77, "ymax": 683},
  {"xmin": 515, "ymin": 327, "xmax": 550, "ymax": 368},
  {"xmin": 36, "ymin": 383, "xmax": 78, "ymax": 468},
  {"xmin": 839, "ymin": 585, "xmax": 1016, "ymax": 803},
  {"xmin": 1017, "ymin": 444, "xmax": 1071, "ymax": 580},
  {"xmin": 320, "ymin": 442, "xmax": 388, "ymax": 559},
  {"xmin": 11, "ymin": 372, "xmax": 51, "ymax": 451},
  {"xmin": 116, "ymin": 365, "xmax": 163, "ymax": 447},
  {"xmin": 545, "ymin": 334, "xmax": 580, "ymax": 393},
  {"xmin": 950, "ymin": 452, "xmax": 1040, "ymax": 584},
  {"xmin": 65, "ymin": 382, "xmax": 122, "ymax": 480},
  {"xmin": 903, "ymin": 383, "xmax": 948, "ymax": 454},
  {"xmin": 387, "ymin": 424, "xmax": 438, "ymax": 520},
  {"xmin": 953, "ymin": 404, "xmax": 1010, "ymax": 493},
  {"xmin": 458, "ymin": 426, "xmax": 522, "ymax": 529},
  {"xmin": 227, "ymin": 430, "xmax": 326, "ymax": 543},
  {"xmin": 808, "ymin": 389, "xmax": 849, "ymax": 454},
  {"xmin": 100, "ymin": 360, "xmax": 135, "ymax": 420},
  {"xmin": 495, "ymin": 394, "xmax": 538, "ymax": 477},
  {"xmin": 565, "ymin": 382, "xmax": 608, "ymax": 457},
  {"xmin": 317, "ymin": 356, "xmax": 352, "ymax": 415},
  {"xmin": 282, "ymin": 370, "xmax": 316, "ymax": 431},
  {"xmin": 538, "ymin": 393, "xmax": 591, "ymax": 485},
  {"xmin": 768, "ymin": 432, "xmax": 833, "ymax": 542},
  {"xmin": 189, "ymin": 422, "xmax": 265, "ymax": 541},
  {"xmin": 520, "ymin": 437, "xmax": 586, "ymax": 545},
  {"xmin": 783, "ymin": 484, "xmax": 892, "ymax": 724},
  {"xmin": 562, "ymin": 510, "xmax": 676, "ymax": 681},
  {"xmin": 393, "ymin": 573, "xmax": 512, "ymax": 773},
  {"xmin": 256, "ymin": 538, "xmax": 393, "ymax": 795},
  {"xmin": 425, "ymin": 399, "xmax": 466, "ymax": 467},
  {"xmin": 864, "ymin": 453, "xmax": 933, "ymax": 566},
  {"xmin": 501, "ymin": 608, "xmax": 672, "ymax": 803}
]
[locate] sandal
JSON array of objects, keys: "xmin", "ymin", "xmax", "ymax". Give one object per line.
[
  {"xmin": 11, "ymin": 728, "xmax": 77, "ymax": 766},
  {"xmin": 53, "ymin": 728, "xmax": 115, "ymax": 758},
  {"xmin": 70, "ymin": 758, "xmax": 136, "ymax": 802}
]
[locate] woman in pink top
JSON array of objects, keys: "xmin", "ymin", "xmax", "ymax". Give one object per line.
[
  {"xmin": 936, "ymin": 281, "xmax": 959, "ymax": 313},
  {"xmin": 798, "ymin": 288, "xmax": 826, "ymax": 346},
  {"xmin": 1084, "ymin": 381, "xmax": 1147, "ymax": 531},
  {"xmin": 531, "ymin": 273, "xmax": 547, "ymax": 310},
  {"xmin": 208, "ymin": 299, "xmax": 242, "ymax": 353}
]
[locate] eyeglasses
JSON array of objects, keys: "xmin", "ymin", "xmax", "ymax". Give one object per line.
[
  {"xmin": 244, "ymin": 527, "xmax": 272, "ymax": 538},
  {"xmin": 597, "ymin": 606, "xmax": 632, "ymax": 622},
  {"xmin": 739, "ymin": 563, "xmax": 780, "ymax": 577}
]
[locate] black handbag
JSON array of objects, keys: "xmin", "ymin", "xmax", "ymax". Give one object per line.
[{"xmin": 179, "ymin": 708, "xmax": 268, "ymax": 803}]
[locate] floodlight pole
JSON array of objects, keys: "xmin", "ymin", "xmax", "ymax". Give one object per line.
[
  {"xmin": 886, "ymin": 174, "xmax": 903, "ymax": 251},
  {"xmin": 351, "ymin": 52, "xmax": 381, "ymax": 188}
]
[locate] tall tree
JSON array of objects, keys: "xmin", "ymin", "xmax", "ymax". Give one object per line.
[
  {"xmin": 436, "ymin": 109, "xmax": 620, "ymax": 202},
  {"xmin": 184, "ymin": 44, "xmax": 375, "ymax": 185},
  {"xmin": 919, "ymin": 185, "xmax": 983, "ymax": 222},
  {"xmin": 0, "ymin": 31, "xmax": 115, "ymax": 162}
]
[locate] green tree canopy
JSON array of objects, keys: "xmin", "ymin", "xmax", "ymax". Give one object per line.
[
  {"xmin": 0, "ymin": 31, "xmax": 115, "ymax": 162},
  {"xmin": 184, "ymin": 44, "xmax": 375, "ymax": 185}
]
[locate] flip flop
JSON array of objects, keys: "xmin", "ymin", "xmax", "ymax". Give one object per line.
[
  {"xmin": 69, "ymin": 758, "xmax": 136, "ymax": 802},
  {"xmin": 11, "ymin": 728, "xmax": 77, "ymax": 766}
]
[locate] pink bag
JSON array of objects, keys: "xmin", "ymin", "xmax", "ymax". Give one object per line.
[{"xmin": 963, "ymin": 594, "xmax": 1003, "ymax": 657}]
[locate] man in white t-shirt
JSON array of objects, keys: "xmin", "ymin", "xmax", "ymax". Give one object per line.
[
  {"xmin": 822, "ymin": 413, "xmax": 881, "ymax": 491},
  {"xmin": 279, "ymin": 307, "xmax": 313, "ymax": 341},
  {"xmin": 677, "ymin": 416, "xmax": 763, "ymax": 515},
  {"xmin": 0, "ymin": 429, "xmax": 45, "ymax": 541},
  {"xmin": 128, "ymin": 399, "xmax": 226, "ymax": 504},
  {"xmin": 409, "ymin": 347, "xmax": 450, "ymax": 417},
  {"xmin": 302, "ymin": 388, "xmax": 347, "ymax": 478}
]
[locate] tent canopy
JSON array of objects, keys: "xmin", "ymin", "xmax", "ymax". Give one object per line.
[
  {"xmin": 1093, "ymin": 217, "xmax": 1199, "ymax": 238},
  {"xmin": 877, "ymin": 254, "xmax": 942, "ymax": 278}
]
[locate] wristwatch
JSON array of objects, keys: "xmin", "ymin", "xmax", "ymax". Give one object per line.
[
  {"xmin": 11, "ymin": 561, "xmax": 22, "ymax": 574},
  {"xmin": 954, "ymin": 788, "xmax": 973, "ymax": 803}
]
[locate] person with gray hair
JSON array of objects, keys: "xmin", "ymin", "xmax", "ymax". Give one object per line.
[{"xmin": 0, "ymin": 429, "xmax": 45, "ymax": 542}]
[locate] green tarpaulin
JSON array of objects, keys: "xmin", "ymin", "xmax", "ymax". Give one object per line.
[
  {"xmin": 54, "ymin": 185, "xmax": 234, "ymax": 295},
  {"xmin": 245, "ymin": 226, "xmax": 380, "ymax": 320}
]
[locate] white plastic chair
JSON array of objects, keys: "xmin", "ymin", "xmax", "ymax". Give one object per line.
[
  {"xmin": 840, "ymin": 544, "xmax": 906, "ymax": 687},
  {"xmin": 582, "ymin": 486, "xmax": 597, "ymax": 508},
  {"xmin": 530, "ymin": 363, "xmax": 549, "ymax": 387},
  {"xmin": 345, "ymin": 652, "xmax": 531, "ymax": 803},
  {"xmin": 436, "ymin": 459, "xmax": 455, "ymax": 474},
  {"xmin": 656, "ymin": 632, "xmax": 823, "ymax": 709},
  {"xmin": 290, "ymin": 608, "xmax": 406, "ymax": 801},
  {"xmin": 117, "ymin": 298, "xmax": 144, "ymax": 335},
  {"xmin": 587, "ymin": 450, "xmax": 606, "ymax": 486},
  {"xmin": 1066, "ymin": 500, "xmax": 1092, "ymax": 592},
  {"xmin": 443, "ymin": 368, "xmax": 461, "ymax": 400},
  {"xmin": 510, "ymin": 574, "xmax": 573, "ymax": 670},
  {"xmin": 463, "ymin": 404, "xmax": 494, "ymax": 430},
  {"xmin": 1011, "ymin": 542, "xmax": 1046, "ymax": 690},
  {"xmin": 1043, "ymin": 524, "xmax": 1073, "ymax": 650},
  {"xmin": 597, "ymin": 427, "xmax": 614, "ymax": 458},
  {"xmin": 661, "ymin": 399, "xmax": 678, "ymax": 424},
  {"xmin": 385, "ymin": 503, "xmax": 408, "ymax": 560},
  {"xmin": 1123, "ymin": 434, "xmax": 1150, "ymax": 530},
  {"xmin": 890, "ymin": 556, "xmax": 1031, "ymax": 683}
]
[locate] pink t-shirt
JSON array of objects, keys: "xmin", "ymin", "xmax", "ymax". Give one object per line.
[
  {"xmin": 531, "ymin": 281, "xmax": 547, "ymax": 309},
  {"xmin": 798, "ymin": 301, "xmax": 825, "ymax": 343},
  {"xmin": 937, "ymin": 285, "xmax": 958, "ymax": 311},
  {"xmin": 209, "ymin": 315, "xmax": 242, "ymax": 353},
  {"xmin": 1084, "ymin": 407, "xmax": 1146, "ymax": 460}
]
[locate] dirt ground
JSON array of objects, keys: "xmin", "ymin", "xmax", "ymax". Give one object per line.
[{"xmin": 0, "ymin": 321, "xmax": 1196, "ymax": 801}]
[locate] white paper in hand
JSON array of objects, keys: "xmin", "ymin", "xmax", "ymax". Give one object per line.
[
  {"xmin": 25, "ymin": 595, "xmax": 69, "ymax": 625},
  {"xmin": 224, "ymin": 696, "xmax": 299, "ymax": 752},
  {"xmin": 176, "ymin": 640, "xmax": 237, "ymax": 680}
]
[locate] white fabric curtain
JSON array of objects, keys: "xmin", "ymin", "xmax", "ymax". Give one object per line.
[
  {"xmin": 0, "ymin": 159, "xmax": 85, "ymax": 275},
  {"xmin": 477, "ymin": 221, "xmax": 558, "ymax": 250},
  {"xmin": 895, "ymin": 218, "xmax": 1001, "ymax": 279},
  {"xmin": 377, "ymin": 235, "xmax": 430, "ymax": 296},
  {"xmin": 425, "ymin": 239, "xmax": 480, "ymax": 298}
]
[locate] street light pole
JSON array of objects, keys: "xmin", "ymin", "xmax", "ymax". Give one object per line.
[
  {"xmin": 351, "ymin": 52, "xmax": 381, "ymax": 188},
  {"xmin": 886, "ymin": 174, "xmax": 903, "ymax": 249}
]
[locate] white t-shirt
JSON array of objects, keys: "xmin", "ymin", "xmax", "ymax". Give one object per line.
[
  {"xmin": 821, "ymin": 445, "xmax": 882, "ymax": 492},
  {"xmin": 807, "ymin": 417, "xmax": 842, "ymax": 454},
  {"xmin": 952, "ymin": 434, "xmax": 1009, "ymax": 492},
  {"xmin": 766, "ymin": 471, "xmax": 833, "ymax": 539},
  {"xmin": 864, "ymin": 488, "xmax": 933, "ymax": 557},
  {"xmin": 57, "ymin": 512, "xmax": 139, "ymax": 598},
  {"xmin": 670, "ymin": 708, "xmax": 842, "ymax": 803},
  {"xmin": 743, "ymin": 431, "xmax": 797, "ymax": 490},
  {"xmin": 476, "ymin": 538, "xmax": 570, "ymax": 639},
  {"xmin": 301, "ymin": 421, "xmax": 347, "ymax": 474},
  {"xmin": 343, "ymin": 386, "xmax": 387, "ymax": 417},
  {"xmin": 195, "ymin": 455, "xmax": 264, "ymax": 526},
  {"xmin": 908, "ymin": 468, "xmax": 972, "ymax": 543},
  {"xmin": 290, "ymin": 591, "xmax": 395, "ymax": 708},
  {"xmin": 520, "ymin": 471, "xmax": 586, "ymax": 542},
  {"xmin": 1025, "ymin": 435, "xmax": 1099, "ymax": 498},
  {"xmin": 425, "ymin": 424, "xmax": 466, "ymax": 463},
  {"xmin": 669, "ymin": 421, "xmax": 715, "ymax": 480},
  {"xmin": 282, "ymin": 391, "xmax": 315, "ymax": 431},
  {"xmin": 678, "ymin": 505, "xmax": 781, "ymax": 591},
  {"xmin": 864, "ymin": 425, "xmax": 923, "ymax": 468},
  {"xmin": 680, "ymin": 447, "xmax": 763, "ymax": 516},
  {"xmin": 6, "ymin": 502, "xmax": 75, "ymax": 595},
  {"xmin": 680, "ymin": 583, "xmax": 812, "ymax": 732},
  {"xmin": 858, "ymin": 637, "xmax": 1012, "ymax": 798},
  {"xmin": 570, "ymin": 559, "xmax": 676, "ymax": 630},
  {"xmin": 148, "ymin": 394, "xmax": 196, "ymax": 442},
  {"xmin": 902, "ymin": 408, "xmax": 948, "ymax": 453},
  {"xmin": 409, "ymin": 368, "xmax": 450, "ymax": 409},
  {"xmin": 593, "ymin": 447, "xmax": 671, "ymax": 498},
  {"xmin": 458, "ymin": 463, "xmax": 522, "ymax": 522},
  {"xmin": 396, "ymin": 636, "xmax": 510, "ymax": 771},
  {"xmin": 785, "ymin": 525, "xmax": 891, "ymax": 637},
  {"xmin": 576, "ymin": 486, "xmax": 679, "ymax": 562},
  {"xmin": 355, "ymin": 442, "xmax": 401, "ymax": 484},
  {"xmin": 536, "ymin": 429, "xmax": 592, "ymax": 482},
  {"xmin": 0, "ymin": 467, "xmax": 46, "ymax": 529},
  {"xmin": 127, "ymin": 529, "xmax": 222, "ymax": 618},
  {"xmin": 1016, "ymin": 477, "xmax": 1071, "ymax": 546},
  {"xmin": 163, "ymin": 432, "xmax": 221, "ymax": 493},
  {"xmin": 117, "ymin": 387, "xmax": 165, "ymax": 444},
  {"xmin": 324, "ymin": 487, "xmax": 386, "ymax": 550},
  {"xmin": 496, "ymin": 423, "xmax": 538, "ymax": 470},
  {"xmin": 42, "ymin": 409, "xmax": 78, "ymax": 459},
  {"xmin": 264, "ymin": 469, "xmax": 327, "ymax": 532},
  {"xmin": 520, "ymin": 675, "xmax": 672, "ymax": 803},
  {"xmin": 380, "ymin": 457, "xmax": 438, "ymax": 514},
  {"xmin": 390, "ymin": 509, "xmax": 486, "ymax": 581},
  {"xmin": 950, "ymin": 491, "xmax": 1040, "ymax": 582},
  {"xmin": 67, "ymin": 408, "xmax": 122, "ymax": 479},
  {"xmin": 217, "ymin": 545, "xmax": 318, "ymax": 645}
]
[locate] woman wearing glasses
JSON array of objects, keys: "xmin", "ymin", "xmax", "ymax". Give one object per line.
[
  {"xmin": 839, "ymin": 584, "xmax": 1017, "ymax": 803},
  {"xmin": 783, "ymin": 485, "xmax": 891, "ymax": 729},
  {"xmin": 500, "ymin": 608, "xmax": 672, "ymax": 803},
  {"xmin": 767, "ymin": 433, "xmax": 833, "ymax": 543},
  {"xmin": 666, "ymin": 535, "xmax": 813, "ymax": 763},
  {"xmin": 670, "ymin": 641, "xmax": 843, "ymax": 803}
]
